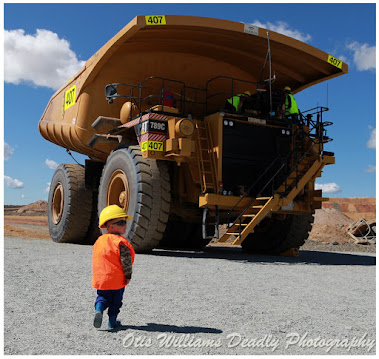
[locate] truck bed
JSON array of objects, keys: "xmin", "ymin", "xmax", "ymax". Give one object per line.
[{"xmin": 39, "ymin": 15, "xmax": 347, "ymax": 161}]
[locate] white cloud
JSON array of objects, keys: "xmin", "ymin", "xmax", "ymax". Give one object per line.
[
  {"xmin": 347, "ymin": 41, "xmax": 376, "ymax": 71},
  {"xmin": 367, "ymin": 127, "xmax": 376, "ymax": 149},
  {"xmin": 4, "ymin": 142, "xmax": 14, "ymax": 161},
  {"xmin": 4, "ymin": 175, "xmax": 24, "ymax": 189},
  {"xmin": 251, "ymin": 20, "xmax": 311, "ymax": 43},
  {"xmin": 44, "ymin": 182, "xmax": 51, "ymax": 193},
  {"xmin": 315, "ymin": 183, "xmax": 342, "ymax": 194},
  {"xmin": 337, "ymin": 55, "xmax": 348, "ymax": 64},
  {"xmin": 5, "ymin": 29, "xmax": 86, "ymax": 90},
  {"xmin": 45, "ymin": 159, "xmax": 59, "ymax": 170},
  {"xmin": 365, "ymin": 165, "xmax": 376, "ymax": 173}
]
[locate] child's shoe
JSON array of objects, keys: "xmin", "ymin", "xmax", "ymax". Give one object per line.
[
  {"xmin": 108, "ymin": 316, "xmax": 121, "ymax": 329},
  {"xmin": 93, "ymin": 303, "xmax": 105, "ymax": 328}
]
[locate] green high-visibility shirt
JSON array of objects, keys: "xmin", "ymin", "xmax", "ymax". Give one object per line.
[
  {"xmin": 285, "ymin": 94, "xmax": 299, "ymax": 115},
  {"xmin": 227, "ymin": 94, "xmax": 244, "ymax": 111}
]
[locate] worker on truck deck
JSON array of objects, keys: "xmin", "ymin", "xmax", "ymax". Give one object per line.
[
  {"xmin": 225, "ymin": 91, "xmax": 251, "ymax": 113},
  {"xmin": 283, "ymin": 86, "xmax": 299, "ymax": 121},
  {"xmin": 92, "ymin": 205, "xmax": 135, "ymax": 329},
  {"xmin": 160, "ymin": 89, "xmax": 176, "ymax": 108}
]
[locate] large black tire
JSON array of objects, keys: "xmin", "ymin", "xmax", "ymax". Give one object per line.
[
  {"xmin": 159, "ymin": 218, "xmax": 212, "ymax": 250},
  {"xmin": 98, "ymin": 146, "xmax": 170, "ymax": 253},
  {"xmin": 48, "ymin": 164, "xmax": 93, "ymax": 243},
  {"xmin": 241, "ymin": 213, "xmax": 314, "ymax": 254}
]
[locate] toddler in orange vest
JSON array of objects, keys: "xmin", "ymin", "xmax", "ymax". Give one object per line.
[{"xmin": 92, "ymin": 205, "xmax": 135, "ymax": 329}]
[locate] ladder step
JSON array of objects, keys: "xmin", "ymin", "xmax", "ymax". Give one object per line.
[
  {"xmin": 243, "ymin": 214, "xmax": 256, "ymax": 217},
  {"xmin": 230, "ymin": 223, "xmax": 248, "ymax": 228},
  {"xmin": 227, "ymin": 232, "xmax": 241, "ymax": 236}
]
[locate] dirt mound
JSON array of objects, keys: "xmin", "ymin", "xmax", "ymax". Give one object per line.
[
  {"xmin": 323, "ymin": 197, "xmax": 376, "ymax": 221},
  {"xmin": 17, "ymin": 201, "xmax": 47, "ymax": 214},
  {"xmin": 313, "ymin": 208, "xmax": 353, "ymax": 225},
  {"xmin": 309, "ymin": 208, "xmax": 353, "ymax": 244}
]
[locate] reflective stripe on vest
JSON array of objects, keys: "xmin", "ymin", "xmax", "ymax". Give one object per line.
[
  {"xmin": 285, "ymin": 94, "xmax": 299, "ymax": 115},
  {"xmin": 92, "ymin": 233, "xmax": 135, "ymax": 290}
]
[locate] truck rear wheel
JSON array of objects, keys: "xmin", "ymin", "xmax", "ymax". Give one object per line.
[
  {"xmin": 48, "ymin": 164, "xmax": 93, "ymax": 243},
  {"xmin": 98, "ymin": 146, "xmax": 170, "ymax": 252},
  {"xmin": 241, "ymin": 213, "xmax": 314, "ymax": 254}
]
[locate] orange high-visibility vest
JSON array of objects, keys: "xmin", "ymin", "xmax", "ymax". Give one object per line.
[{"xmin": 92, "ymin": 233, "xmax": 135, "ymax": 290}]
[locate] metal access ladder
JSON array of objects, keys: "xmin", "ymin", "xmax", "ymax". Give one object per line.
[
  {"xmin": 194, "ymin": 121, "xmax": 217, "ymax": 193},
  {"xmin": 218, "ymin": 151, "xmax": 334, "ymax": 246},
  {"xmin": 218, "ymin": 196, "xmax": 277, "ymax": 245}
]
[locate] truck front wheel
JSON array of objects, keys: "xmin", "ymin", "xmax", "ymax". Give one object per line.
[
  {"xmin": 48, "ymin": 164, "xmax": 93, "ymax": 243},
  {"xmin": 98, "ymin": 146, "xmax": 170, "ymax": 252}
]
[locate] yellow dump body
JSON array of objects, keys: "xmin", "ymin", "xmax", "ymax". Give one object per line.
[{"xmin": 39, "ymin": 15, "xmax": 347, "ymax": 161}]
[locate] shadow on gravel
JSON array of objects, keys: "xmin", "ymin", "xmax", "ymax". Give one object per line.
[
  {"xmin": 150, "ymin": 247, "xmax": 376, "ymax": 266},
  {"xmin": 105, "ymin": 322, "xmax": 223, "ymax": 334}
]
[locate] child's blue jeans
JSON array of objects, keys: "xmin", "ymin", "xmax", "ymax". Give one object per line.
[{"xmin": 95, "ymin": 288, "xmax": 125, "ymax": 317}]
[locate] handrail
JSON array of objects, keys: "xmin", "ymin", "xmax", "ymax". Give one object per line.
[
  {"xmin": 233, "ymin": 161, "xmax": 286, "ymax": 222},
  {"xmin": 105, "ymin": 76, "xmax": 207, "ymax": 118},
  {"xmin": 227, "ymin": 156, "xmax": 284, "ymax": 216},
  {"xmin": 205, "ymin": 75, "xmax": 273, "ymax": 115},
  {"xmin": 105, "ymin": 74, "xmax": 280, "ymax": 119}
]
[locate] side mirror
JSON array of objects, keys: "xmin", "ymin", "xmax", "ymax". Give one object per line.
[{"xmin": 105, "ymin": 84, "xmax": 118, "ymax": 98}]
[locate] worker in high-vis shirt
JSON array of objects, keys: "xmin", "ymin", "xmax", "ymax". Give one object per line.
[
  {"xmin": 225, "ymin": 91, "xmax": 251, "ymax": 112},
  {"xmin": 283, "ymin": 86, "xmax": 299, "ymax": 121},
  {"xmin": 92, "ymin": 205, "xmax": 135, "ymax": 330}
]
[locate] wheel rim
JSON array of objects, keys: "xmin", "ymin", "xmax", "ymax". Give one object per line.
[
  {"xmin": 106, "ymin": 170, "xmax": 129, "ymax": 212},
  {"xmin": 52, "ymin": 183, "xmax": 63, "ymax": 224}
]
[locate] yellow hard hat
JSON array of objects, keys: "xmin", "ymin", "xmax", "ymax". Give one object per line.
[
  {"xmin": 98, "ymin": 205, "xmax": 132, "ymax": 228},
  {"xmin": 284, "ymin": 86, "xmax": 291, "ymax": 91},
  {"xmin": 244, "ymin": 90, "xmax": 252, "ymax": 96}
]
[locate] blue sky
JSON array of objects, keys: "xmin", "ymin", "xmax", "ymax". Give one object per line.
[{"xmin": 3, "ymin": 3, "xmax": 376, "ymax": 205}]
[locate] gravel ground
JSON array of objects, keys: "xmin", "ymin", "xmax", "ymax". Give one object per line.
[
  {"xmin": 301, "ymin": 239, "xmax": 376, "ymax": 253},
  {"xmin": 4, "ymin": 237, "xmax": 376, "ymax": 355}
]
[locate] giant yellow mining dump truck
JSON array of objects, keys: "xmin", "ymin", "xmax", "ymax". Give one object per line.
[{"xmin": 39, "ymin": 15, "xmax": 347, "ymax": 253}]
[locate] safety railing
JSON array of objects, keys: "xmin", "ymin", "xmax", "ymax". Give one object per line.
[
  {"xmin": 105, "ymin": 74, "xmax": 278, "ymax": 119},
  {"xmin": 105, "ymin": 76, "xmax": 207, "ymax": 119}
]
